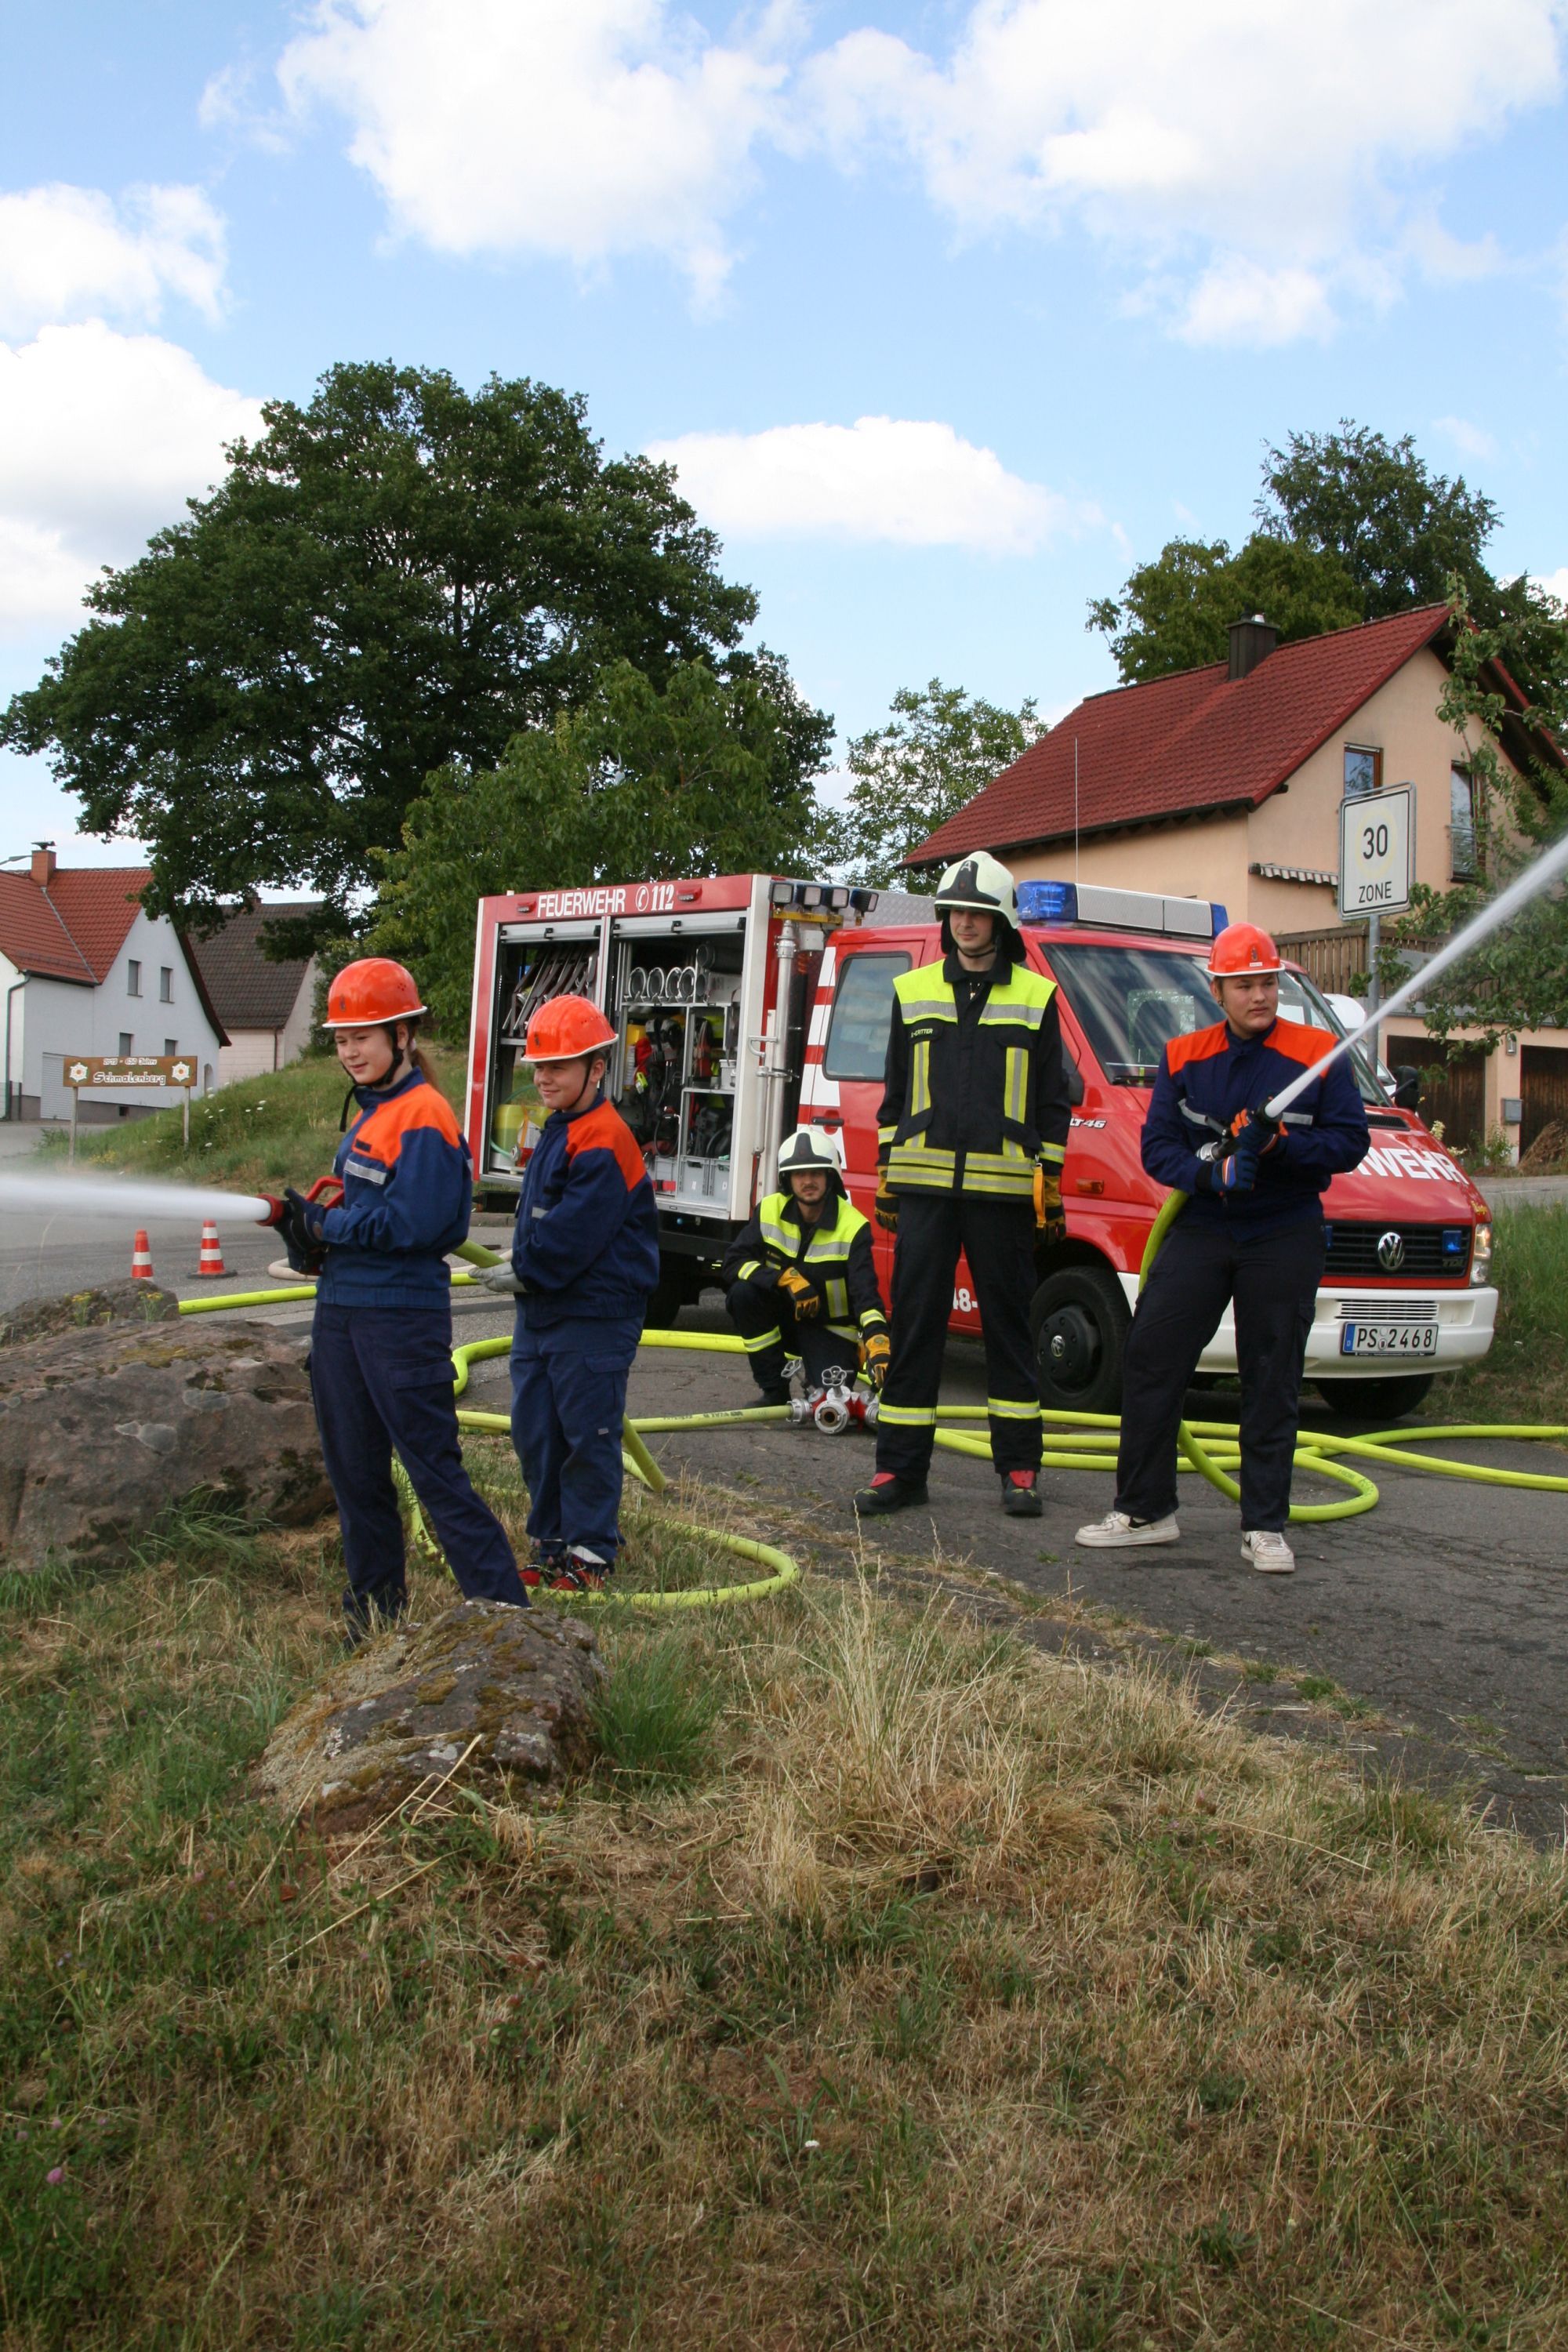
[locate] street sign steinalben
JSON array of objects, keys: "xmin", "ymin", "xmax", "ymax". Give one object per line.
[
  {"xmin": 65, "ymin": 1054, "xmax": 195, "ymax": 1090},
  {"xmin": 1338, "ymin": 784, "xmax": 1415, "ymax": 920}
]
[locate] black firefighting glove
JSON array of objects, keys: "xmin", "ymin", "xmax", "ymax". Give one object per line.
[
  {"xmin": 874, "ymin": 1174, "xmax": 898, "ymax": 1233},
  {"xmin": 777, "ymin": 1265, "xmax": 819, "ymax": 1320},
  {"xmin": 860, "ymin": 1330, "xmax": 891, "ymax": 1388},
  {"xmin": 1033, "ymin": 1165, "xmax": 1067, "ymax": 1247},
  {"xmin": 280, "ymin": 1186, "xmax": 328, "ymax": 1276}
]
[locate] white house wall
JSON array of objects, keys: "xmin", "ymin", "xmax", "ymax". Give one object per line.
[
  {"xmin": 215, "ymin": 963, "xmax": 319, "ymax": 1087},
  {"xmin": 21, "ymin": 906, "xmax": 223, "ymax": 1118}
]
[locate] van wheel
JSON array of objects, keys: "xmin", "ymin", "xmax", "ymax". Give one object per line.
[
  {"xmin": 644, "ymin": 1268, "xmax": 690, "ymax": 1330},
  {"xmin": 1316, "ymin": 1373, "xmax": 1434, "ymax": 1420},
  {"xmin": 1030, "ymin": 1266, "xmax": 1130, "ymax": 1416}
]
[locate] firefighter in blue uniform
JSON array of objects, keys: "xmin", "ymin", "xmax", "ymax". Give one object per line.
[
  {"xmin": 480, "ymin": 995, "xmax": 660, "ymax": 1593},
  {"xmin": 723, "ymin": 1125, "xmax": 891, "ymax": 1405},
  {"xmin": 855, "ymin": 851, "xmax": 1072, "ymax": 1520},
  {"xmin": 282, "ymin": 957, "xmax": 526, "ymax": 1645},
  {"xmin": 1076, "ymin": 921, "xmax": 1370, "ymax": 1574}
]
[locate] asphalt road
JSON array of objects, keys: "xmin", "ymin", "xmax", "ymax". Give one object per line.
[{"xmin": 2, "ymin": 1138, "xmax": 1563, "ymax": 1842}]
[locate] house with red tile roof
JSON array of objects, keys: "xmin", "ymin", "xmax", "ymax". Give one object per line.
[
  {"xmin": 0, "ymin": 849, "xmax": 227, "ymax": 1122},
  {"xmin": 186, "ymin": 900, "xmax": 322, "ymax": 1085},
  {"xmin": 906, "ymin": 608, "xmax": 1568, "ymax": 1156}
]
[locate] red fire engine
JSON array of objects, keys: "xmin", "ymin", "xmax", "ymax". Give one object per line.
[{"xmin": 465, "ymin": 872, "xmax": 1496, "ymax": 1417}]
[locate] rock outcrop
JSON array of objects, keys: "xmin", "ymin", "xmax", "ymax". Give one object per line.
[
  {"xmin": 0, "ymin": 1279, "xmax": 180, "ymax": 1350},
  {"xmin": 255, "ymin": 1600, "xmax": 604, "ymax": 1829},
  {"xmin": 0, "ymin": 1307, "xmax": 331, "ymax": 1568}
]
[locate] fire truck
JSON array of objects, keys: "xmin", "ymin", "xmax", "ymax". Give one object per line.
[{"xmin": 465, "ymin": 872, "xmax": 1497, "ymax": 1417}]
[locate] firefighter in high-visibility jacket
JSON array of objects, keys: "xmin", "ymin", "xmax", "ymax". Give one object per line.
[
  {"xmin": 723, "ymin": 1127, "xmax": 890, "ymax": 1403},
  {"xmin": 855, "ymin": 852, "xmax": 1071, "ymax": 1520}
]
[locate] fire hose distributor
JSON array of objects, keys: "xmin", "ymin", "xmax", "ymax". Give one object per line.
[{"xmin": 788, "ymin": 1377, "xmax": 880, "ymax": 1434}]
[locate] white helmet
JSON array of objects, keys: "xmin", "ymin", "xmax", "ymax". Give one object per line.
[
  {"xmin": 778, "ymin": 1124, "xmax": 845, "ymax": 1179},
  {"xmin": 935, "ymin": 851, "xmax": 1018, "ymax": 931}
]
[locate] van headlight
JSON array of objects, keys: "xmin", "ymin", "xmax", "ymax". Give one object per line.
[{"xmin": 1470, "ymin": 1221, "xmax": 1493, "ymax": 1287}]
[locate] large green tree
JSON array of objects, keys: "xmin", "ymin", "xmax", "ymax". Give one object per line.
[
  {"xmin": 1087, "ymin": 536, "xmax": 1363, "ymax": 685},
  {"xmin": 1090, "ymin": 421, "xmax": 1567, "ymax": 710},
  {"xmin": 836, "ymin": 679, "xmax": 1044, "ymax": 886},
  {"xmin": 1, "ymin": 362, "xmax": 761, "ymax": 935},
  {"xmin": 369, "ymin": 655, "xmax": 836, "ymax": 1033}
]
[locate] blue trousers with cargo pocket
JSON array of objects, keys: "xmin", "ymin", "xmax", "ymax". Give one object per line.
[
  {"xmin": 310, "ymin": 1301, "xmax": 525, "ymax": 1631},
  {"xmin": 509, "ymin": 1315, "xmax": 641, "ymax": 1565}
]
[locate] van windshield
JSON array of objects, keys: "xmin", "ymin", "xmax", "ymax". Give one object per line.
[{"xmin": 1043, "ymin": 942, "xmax": 1383, "ymax": 1103}]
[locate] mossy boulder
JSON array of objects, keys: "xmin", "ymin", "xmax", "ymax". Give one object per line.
[
  {"xmin": 0, "ymin": 1306, "xmax": 329, "ymax": 1567},
  {"xmin": 256, "ymin": 1600, "xmax": 604, "ymax": 1829}
]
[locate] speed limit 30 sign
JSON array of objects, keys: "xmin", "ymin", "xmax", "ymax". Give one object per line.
[{"xmin": 1338, "ymin": 782, "xmax": 1414, "ymax": 919}]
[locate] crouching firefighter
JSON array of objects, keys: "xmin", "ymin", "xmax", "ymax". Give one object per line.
[
  {"xmin": 722, "ymin": 1126, "xmax": 891, "ymax": 1408},
  {"xmin": 1075, "ymin": 922, "xmax": 1369, "ymax": 1575},
  {"xmin": 477, "ymin": 995, "xmax": 659, "ymax": 1593},
  {"xmin": 279, "ymin": 958, "xmax": 528, "ymax": 1646},
  {"xmin": 855, "ymin": 852, "xmax": 1071, "ymax": 1521}
]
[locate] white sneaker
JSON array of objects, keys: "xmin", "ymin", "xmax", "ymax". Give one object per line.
[
  {"xmin": 1075, "ymin": 1510, "xmax": 1180, "ymax": 1549},
  {"xmin": 1240, "ymin": 1528, "xmax": 1295, "ymax": 1574}
]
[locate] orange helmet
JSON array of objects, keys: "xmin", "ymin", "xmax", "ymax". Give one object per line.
[
  {"xmin": 323, "ymin": 957, "xmax": 427, "ymax": 1029},
  {"xmin": 1206, "ymin": 922, "xmax": 1282, "ymax": 978},
  {"xmin": 524, "ymin": 994, "xmax": 617, "ymax": 1063}
]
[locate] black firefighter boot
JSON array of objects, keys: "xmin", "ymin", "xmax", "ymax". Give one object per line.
[{"xmin": 1001, "ymin": 1471, "xmax": 1044, "ymax": 1519}]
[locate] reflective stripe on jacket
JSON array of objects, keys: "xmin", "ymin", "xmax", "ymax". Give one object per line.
[
  {"xmin": 720, "ymin": 1188, "xmax": 887, "ymax": 1347},
  {"xmin": 877, "ymin": 954, "xmax": 1070, "ymax": 1200},
  {"xmin": 1142, "ymin": 1017, "xmax": 1370, "ymax": 1229},
  {"xmin": 318, "ymin": 1067, "xmax": 472, "ymax": 1309}
]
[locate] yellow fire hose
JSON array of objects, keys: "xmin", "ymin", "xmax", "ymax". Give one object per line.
[{"xmin": 176, "ymin": 1203, "xmax": 1566, "ymax": 1594}]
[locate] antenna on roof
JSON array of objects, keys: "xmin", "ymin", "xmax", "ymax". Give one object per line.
[{"xmin": 1073, "ymin": 737, "xmax": 1080, "ymax": 887}]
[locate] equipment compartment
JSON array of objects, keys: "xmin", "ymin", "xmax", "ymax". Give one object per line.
[{"xmin": 608, "ymin": 922, "xmax": 744, "ymax": 1213}]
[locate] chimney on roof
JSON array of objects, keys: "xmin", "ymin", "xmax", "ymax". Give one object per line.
[
  {"xmin": 1228, "ymin": 613, "xmax": 1278, "ymax": 681},
  {"xmin": 30, "ymin": 844, "xmax": 56, "ymax": 886}
]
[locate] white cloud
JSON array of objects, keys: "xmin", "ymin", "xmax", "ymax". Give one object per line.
[
  {"xmin": 646, "ymin": 416, "xmax": 1095, "ymax": 554},
  {"xmin": 0, "ymin": 322, "xmax": 263, "ymax": 636},
  {"xmin": 0, "ymin": 183, "xmax": 227, "ymax": 338},
  {"xmin": 1532, "ymin": 566, "xmax": 1568, "ymax": 607},
  {"xmin": 278, "ymin": 0, "xmax": 790, "ymax": 298},
  {"xmin": 1177, "ymin": 258, "xmax": 1337, "ymax": 348},
  {"xmin": 1432, "ymin": 415, "xmax": 1498, "ymax": 463},
  {"xmin": 805, "ymin": 0, "xmax": 1566, "ymax": 341}
]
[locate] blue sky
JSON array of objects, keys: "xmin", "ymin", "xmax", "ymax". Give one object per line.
[{"xmin": 2, "ymin": 0, "xmax": 1566, "ymax": 877}]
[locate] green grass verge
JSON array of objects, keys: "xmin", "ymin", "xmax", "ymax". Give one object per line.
[
  {"xmin": 1431, "ymin": 1201, "xmax": 1568, "ymax": 1428},
  {"xmin": 1, "ymin": 1487, "xmax": 1566, "ymax": 2349},
  {"xmin": 39, "ymin": 1049, "xmax": 474, "ymax": 1192}
]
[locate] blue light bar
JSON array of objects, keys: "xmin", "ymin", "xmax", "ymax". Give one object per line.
[
  {"xmin": 1016, "ymin": 879, "xmax": 1077, "ymax": 924},
  {"xmin": 1210, "ymin": 902, "xmax": 1229, "ymax": 934}
]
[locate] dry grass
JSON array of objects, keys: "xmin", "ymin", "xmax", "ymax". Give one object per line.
[{"xmin": 2, "ymin": 1490, "xmax": 1566, "ymax": 2350}]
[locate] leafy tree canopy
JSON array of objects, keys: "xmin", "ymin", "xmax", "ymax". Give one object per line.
[
  {"xmin": 1257, "ymin": 423, "xmax": 1500, "ymax": 619},
  {"xmin": 834, "ymin": 679, "xmax": 1044, "ymax": 887},
  {"xmin": 1087, "ymin": 536, "xmax": 1363, "ymax": 686},
  {"xmin": 1090, "ymin": 420, "xmax": 1566, "ymax": 710},
  {"xmin": 368, "ymin": 655, "xmax": 835, "ymax": 1033},
  {"xmin": 1, "ymin": 361, "xmax": 764, "ymax": 936}
]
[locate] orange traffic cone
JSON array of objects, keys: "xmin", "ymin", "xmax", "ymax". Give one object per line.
[
  {"xmin": 197, "ymin": 1219, "xmax": 227, "ymax": 1277},
  {"xmin": 131, "ymin": 1229, "xmax": 154, "ymax": 1281}
]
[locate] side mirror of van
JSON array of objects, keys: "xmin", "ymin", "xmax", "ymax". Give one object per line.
[
  {"xmin": 1392, "ymin": 1065, "xmax": 1421, "ymax": 1111},
  {"xmin": 1065, "ymin": 1057, "xmax": 1085, "ymax": 1107}
]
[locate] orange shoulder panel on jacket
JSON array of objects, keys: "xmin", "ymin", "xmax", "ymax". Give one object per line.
[
  {"xmin": 564, "ymin": 1098, "xmax": 648, "ymax": 1192},
  {"xmin": 355, "ymin": 1080, "xmax": 462, "ymax": 1163},
  {"xmin": 1164, "ymin": 1022, "xmax": 1229, "ymax": 1075},
  {"xmin": 1269, "ymin": 1018, "xmax": 1333, "ymax": 1070}
]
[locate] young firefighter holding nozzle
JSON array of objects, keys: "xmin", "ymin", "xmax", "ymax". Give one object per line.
[
  {"xmin": 276, "ymin": 958, "xmax": 528, "ymax": 1646},
  {"xmin": 477, "ymin": 996, "xmax": 660, "ymax": 1593},
  {"xmin": 722, "ymin": 1125, "xmax": 891, "ymax": 1406},
  {"xmin": 1076, "ymin": 923, "xmax": 1369, "ymax": 1574}
]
